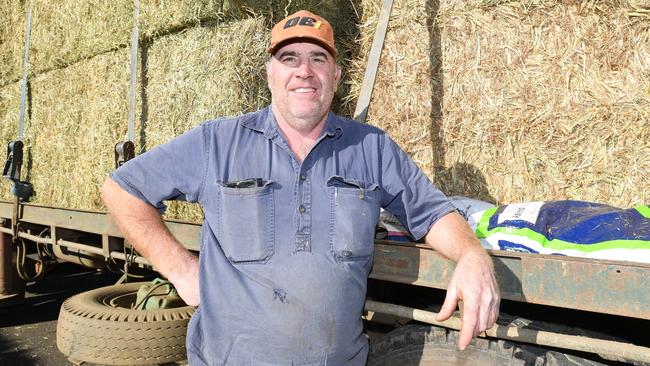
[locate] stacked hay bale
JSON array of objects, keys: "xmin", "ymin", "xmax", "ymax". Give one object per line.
[
  {"xmin": 0, "ymin": 1, "xmax": 357, "ymax": 222},
  {"xmin": 1, "ymin": 0, "xmax": 647, "ymax": 223},
  {"xmin": 348, "ymin": 0, "xmax": 649, "ymax": 206}
]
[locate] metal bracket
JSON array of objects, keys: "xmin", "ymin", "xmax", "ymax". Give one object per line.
[
  {"xmin": 114, "ymin": 141, "xmax": 135, "ymax": 168},
  {"xmin": 3, "ymin": 141, "xmax": 33, "ymax": 202},
  {"xmin": 2, "ymin": 141, "xmax": 23, "ymax": 181}
]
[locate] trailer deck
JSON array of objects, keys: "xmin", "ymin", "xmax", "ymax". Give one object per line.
[{"xmin": 2, "ymin": 200, "xmax": 649, "ymax": 320}]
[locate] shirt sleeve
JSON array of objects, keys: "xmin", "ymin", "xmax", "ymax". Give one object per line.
[
  {"xmin": 109, "ymin": 123, "xmax": 209, "ymax": 213},
  {"xmin": 379, "ymin": 133, "xmax": 456, "ymax": 240}
]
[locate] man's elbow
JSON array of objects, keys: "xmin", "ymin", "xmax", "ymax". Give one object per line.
[{"xmin": 101, "ymin": 177, "xmax": 125, "ymax": 208}]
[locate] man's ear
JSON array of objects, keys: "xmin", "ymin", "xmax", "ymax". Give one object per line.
[
  {"xmin": 266, "ymin": 60, "xmax": 273, "ymax": 89},
  {"xmin": 335, "ymin": 64, "xmax": 342, "ymax": 86}
]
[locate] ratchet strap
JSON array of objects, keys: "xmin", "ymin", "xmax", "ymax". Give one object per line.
[
  {"xmin": 2, "ymin": 2, "xmax": 39, "ymax": 282},
  {"xmin": 115, "ymin": 0, "xmax": 139, "ymax": 168},
  {"xmin": 353, "ymin": 0, "xmax": 394, "ymax": 123},
  {"xmin": 3, "ymin": 1, "xmax": 34, "ymax": 202}
]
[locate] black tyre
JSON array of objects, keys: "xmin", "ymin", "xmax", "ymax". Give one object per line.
[
  {"xmin": 368, "ymin": 324, "xmax": 607, "ymax": 366},
  {"xmin": 56, "ymin": 282, "xmax": 194, "ymax": 365}
]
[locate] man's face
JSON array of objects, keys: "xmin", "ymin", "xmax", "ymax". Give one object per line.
[{"xmin": 267, "ymin": 41, "xmax": 341, "ymax": 132}]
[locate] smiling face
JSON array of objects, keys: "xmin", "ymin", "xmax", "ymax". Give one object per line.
[{"xmin": 267, "ymin": 41, "xmax": 342, "ymax": 134}]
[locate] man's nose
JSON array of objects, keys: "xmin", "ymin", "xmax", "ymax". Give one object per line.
[{"xmin": 295, "ymin": 60, "xmax": 313, "ymax": 78}]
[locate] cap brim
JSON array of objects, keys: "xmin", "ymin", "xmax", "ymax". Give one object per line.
[{"xmin": 268, "ymin": 36, "xmax": 338, "ymax": 57}]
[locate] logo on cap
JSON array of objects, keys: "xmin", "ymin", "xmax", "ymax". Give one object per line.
[{"xmin": 283, "ymin": 16, "xmax": 322, "ymax": 30}]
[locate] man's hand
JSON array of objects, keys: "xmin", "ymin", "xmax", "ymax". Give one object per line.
[
  {"xmin": 425, "ymin": 211, "xmax": 501, "ymax": 350},
  {"xmin": 435, "ymin": 248, "xmax": 500, "ymax": 350},
  {"xmin": 101, "ymin": 178, "xmax": 202, "ymax": 307},
  {"xmin": 168, "ymin": 254, "xmax": 201, "ymax": 307}
]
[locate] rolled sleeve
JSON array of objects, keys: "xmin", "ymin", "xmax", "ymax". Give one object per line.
[
  {"xmin": 379, "ymin": 134, "xmax": 456, "ymax": 240},
  {"xmin": 110, "ymin": 123, "xmax": 209, "ymax": 213}
]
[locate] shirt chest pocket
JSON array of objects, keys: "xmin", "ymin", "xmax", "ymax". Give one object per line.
[
  {"xmin": 328, "ymin": 176, "xmax": 380, "ymax": 262},
  {"xmin": 215, "ymin": 180, "xmax": 274, "ymax": 264}
]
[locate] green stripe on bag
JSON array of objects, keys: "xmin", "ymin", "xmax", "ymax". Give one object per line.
[{"xmin": 635, "ymin": 205, "xmax": 650, "ymax": 219}]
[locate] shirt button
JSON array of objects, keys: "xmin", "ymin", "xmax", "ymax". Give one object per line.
[
  {"xmin": 358, "ymin": 192, "xmax": 365, "ymax": 199},
  {"xmin": 298, "ymin": 205, "xmax": 306, "ymax": 213},
  {"xmin": 342, "ymin": 250, "xmax": 352, "ymax": 258},
  {"xmin": 299, "ymin": 174, "xmax": 306, "ymax": 181}
]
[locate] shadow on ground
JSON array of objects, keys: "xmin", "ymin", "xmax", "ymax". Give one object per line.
[{"xmin": 0, "ymin": 263, "xmax": 121, "ymax": 366}]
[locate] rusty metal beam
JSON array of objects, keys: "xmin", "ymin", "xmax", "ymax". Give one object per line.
[
  {"xmin": 521, "ymin": 255, "xmax": 650, "ymax": 318},
  {"xmin": 370, "ymin": 240, "xmax": 650, "ymax": 320},
  {"xmin": 0, "ymin": 201, "xmax": 201, "ymax": 251}
]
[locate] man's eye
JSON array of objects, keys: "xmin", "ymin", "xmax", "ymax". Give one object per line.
[{"xmin": 281, "ymin": 57, "xmax": 298, "ymax": 65}]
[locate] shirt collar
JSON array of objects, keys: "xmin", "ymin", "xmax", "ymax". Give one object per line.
[
  {"xmin": 240, "ymin": 106, "xmax": 278, "ymax": 139},
  {"xmin": 241, "ymin": 106, "xmax": 343, "ymax": 140},
  {"xmin": 323, "ymin": 112, "xmax": 343, "ymax": 139}
]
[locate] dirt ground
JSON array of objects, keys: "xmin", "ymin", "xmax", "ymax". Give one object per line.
[{"xmin": 0, "ymin": 263, "xmax": 124, "ymax": 366}]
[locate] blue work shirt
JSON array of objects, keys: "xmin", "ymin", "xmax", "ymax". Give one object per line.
[{"xmin": 111, "ymin": 106, "xmax": 456, "ymax": 365}]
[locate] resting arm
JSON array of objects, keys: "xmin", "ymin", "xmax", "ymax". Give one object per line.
[
  {"xmin": 101, "ymin": 178, "xmax": 200, "ymax": 306},
  {"xmin": 424, "ymin": 211, "xmax": 500, "ymax": 350}
]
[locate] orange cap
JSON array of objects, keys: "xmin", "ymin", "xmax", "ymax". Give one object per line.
[{"xmin": 268, "ymin": 10, "xmax": 338, "ymax": 57}]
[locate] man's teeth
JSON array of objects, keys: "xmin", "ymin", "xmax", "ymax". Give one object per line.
[{"xmin": 294, "ymin": 88, "xmax": 315, "ymax": 93}]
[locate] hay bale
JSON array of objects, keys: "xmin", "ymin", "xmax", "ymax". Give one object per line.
[
  {"xmin": 1, "ymin": 1, "xmax": 228, "ymax": 85},
  {"xmin": 1, "ymin": 1, "xmax": 358, "ymax": 86},
  {"xmin": 26, "ymin": 49, "xmax": 131, "ymax": 211},
  {"xmin": 26, "ymin": 1, "xmax": 132, "ymax": 77},
  {"xmin": 344, "ymin": 0, "xmax": 442, "ymax": 181},
  {"xmin": 0, "ymin": 82, "xmax": 22, "ymax": 201},
  {"xmin": 0, "ymin": 1, "xmax": 27, "ymax": 84},
  {"xmin": 348, "ymin": 0, "xmax": 649, "ymax": 207},
  {"xmin": 145, "ymin": 17, "xmax": 269, "ymax": 148},
  {"xmin": 145, "ymin": 16, "xmax": 269, "ymax": 221}
]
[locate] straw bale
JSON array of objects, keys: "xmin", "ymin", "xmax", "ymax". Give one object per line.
[
  {"xmin": 1, "ymin": 1, "xmax": 358, "ymax": 86},
  {"xmin": 144, "ymin": 17, "xmax": 269, "ymax": 221},
  {"xmin": 24, "ymin": 1, "xmax": 131, "ymax": 78},
  {"xmin": 0, "ymin": 82, "xmax": 22, "ymax": 201},
  {"xmin": 343, "ymin": 0, "xmax": 442, "ymax": 180},
  {"xmin": 26, "ymin": 49, "xmax": 131, "ymax": 211},
  {"xmin": 348, "ymin": 0, "xmax": 649, "ymax": 207},
  {"xmin": 1, "ymin": 1, "xmax": 227, "ymax": 86},
  {"xmin": 0, "ymin": 1, "xmax": 27, "ymax": 84}
]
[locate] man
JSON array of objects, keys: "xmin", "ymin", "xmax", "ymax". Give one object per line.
[{"xmin": 102, "ymin": 10, "xmax": 499, "ymax": 365}]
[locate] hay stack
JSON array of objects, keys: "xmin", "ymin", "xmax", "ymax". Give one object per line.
[
  {"xmin": 2, "ymin": 0, "xmax": 647, "ymax": 223},
  {"xmin": 348, "ymin": 0, "xmax": 649, "ymax": 206}
]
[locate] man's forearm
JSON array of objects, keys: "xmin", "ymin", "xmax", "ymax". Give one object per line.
[
  {"xmin": 424, "ymin": 210, "xmax": 500, "ymax": 350},
  {"xmin": 425, "ymin": 211, "xmax": 490, "ymax": 263},
  {"xmin": 100, "ymin": 178, "xmax": 198, "ymax": 292}
]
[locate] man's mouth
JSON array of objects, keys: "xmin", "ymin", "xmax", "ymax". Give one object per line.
[{"xmin": 292, "ymin": 87, "xmax": 317, "ymax": 94}]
